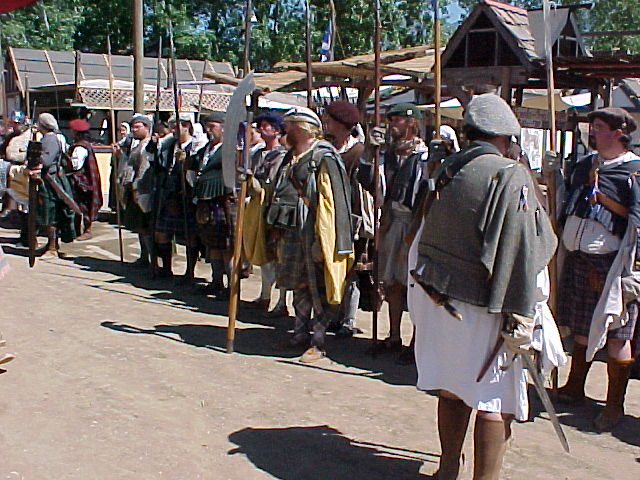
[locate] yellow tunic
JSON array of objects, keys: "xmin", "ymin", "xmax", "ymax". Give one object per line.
[{"xmin": 316, "ymin": 161, "xmax": 354, "ymax": 304}]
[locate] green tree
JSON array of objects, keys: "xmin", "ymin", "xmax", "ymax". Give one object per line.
[{"xmin": 1, "ymin": 0, "xmax": 438, "ymax": 69}]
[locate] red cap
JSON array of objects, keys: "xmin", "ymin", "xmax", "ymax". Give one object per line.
[{"xmin": 69, "ymin": 118, "xmax": 90, "ymax": 132}]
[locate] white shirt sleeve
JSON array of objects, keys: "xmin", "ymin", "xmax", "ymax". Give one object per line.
[{"xmin": 71, "ymin": 146, "xmax": 89, "ymax": 170}]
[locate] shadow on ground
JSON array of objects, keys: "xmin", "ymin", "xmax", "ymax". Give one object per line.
[
  {"xmin": 527, "ymin": 384, "xmax": 640, "ymax": 448},
  {"xmin": 101, "ymin": 319, "xmax": 418, "ymax": 387},
  {"xmin": 227, "ymin": 425, "xmax": 438, "ymax": 480}
]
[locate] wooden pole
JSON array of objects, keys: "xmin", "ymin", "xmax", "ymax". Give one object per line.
[
  {"xmin": 433, "ymin": 0, "xmax": 442, "ymax": 141},
  {"xmin": 371, "ymin": 0, "xmax": 382, "ymax": 348},
  {"xmin": 226, "ymin": 0, "xmax": 254, "ymax": 353},
  {"xmin": 543, "ymin": 0, "xmax": 558, "ymax": 311},
  {"xmin": 132, "ymin": 0, "xmax": 145, "ymax": 113},
  {"xmin": 543, "ymin": 0, "xmax": 559, "ymax": 392},
  {"xmin": 304, "ymin": 0, "xmax": 314, "ymax": 109},
  {"xmin": 154, "ymin": 36, "xmax": 162, "ymax": 124},
  {"xmin": 107, "ymin": 36, "xmax": 126, "ymax": 263},
  {"xmin": 0, "ymin": 23, "xmax": 8, "ymax": 128},
  {"xmin": 168, "ymin": 20, "xmax": 191, "ymax": 250},
  {"xmin": 25, "ymin": 75, "xmax": 30, "ymax": 120}
]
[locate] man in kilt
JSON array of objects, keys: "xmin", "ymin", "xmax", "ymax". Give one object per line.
[
  {"xmin": 359, "ymin": 103, "xmax": 428, "ymax": 357},
  {"xmin": 244, "ymin": 112, "xmax": 288, "ymax": 313},
  {"xmin": 116, "ymin": 114, "xmax": 155, "ymax": 267},
  {"xmin": 558, "ymin": 107, "xmax": 640, "ymax": 432},
  {"xmin": 268, "ymin": 107, "xmax": 354, "ymax": 363},
  {"xmin": 193, "ymin": 112, "xmax": 235, "ymax": 298},
  {"xmin": 67, "ymin": 118, "xmax": 102, "ymax": 241},
  {"xmin": 147, "ymin": 114, "xmax": 198, "ymax": 282},
  {"xmin": 35, "ymin": 113, "xmax": 76, "ymax": 257},
  {"xmin": 323, "ymin": 101, "xmax": 367, "ymax": 337}
]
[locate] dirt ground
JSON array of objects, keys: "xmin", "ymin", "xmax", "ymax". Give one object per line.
[{"xmin": 1, "ymin": 220, "xmax": 639, "ymax": 479}]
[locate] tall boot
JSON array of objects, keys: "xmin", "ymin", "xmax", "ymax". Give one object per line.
[
  {"xmin": 558, "ymin": 342, "xmax": 592, "ymax": 404},
  {"xmin": 594, "ymin": 358, "xmax": 633, "ymax": 432},
  {"xmin": 472, "ymin": 416, "xmax": 510, "ymax": 480},
  {"xmin": 434, "ymin": 396, "xmax": 472, "ymax": 480}
]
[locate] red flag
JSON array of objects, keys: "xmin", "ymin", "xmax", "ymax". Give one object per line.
[{"xmin": 0, "ymin": 0, "xmax": 39, "ymax": 14}]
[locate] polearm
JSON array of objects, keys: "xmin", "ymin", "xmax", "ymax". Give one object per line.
[
  {"xmin": 542, "ymin": 0, "xmax": 560, "ymax": 391},
  {"xmin": 371, "ymin": 0, "xmax": 382, "ymax": 347},
  {"xmin": 433, "ymin": 0, "xmax": 442, "ymax": 141},
  {"xmin": 304, "ymin": 0, "xmax": 314, "ymax": 109},
  {"xmin": 154, "ymin": 36, "xmax": 163, "ymax": 124},
  {"xmin": 226, "ymin": 0, "xmax": 254, "ymax": 353},
  {"xmin": 149, "ymin": 34, "xmax": 163, "ymax": 273},
  {"xmin": 168, "ymin": 19, "xmax": 191, "ymax": 248},
  {"xmin": 106, "ymin": 35, "xmax": 125, "ymax": 263}
]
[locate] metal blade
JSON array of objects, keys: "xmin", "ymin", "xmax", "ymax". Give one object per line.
[
  {"xmin": 221, "ymin": 72, "xmax": 256, "ymax": 190},
  {"xmin": 521, "ymin": 353, "xmax": 570, "ymax": 453}
]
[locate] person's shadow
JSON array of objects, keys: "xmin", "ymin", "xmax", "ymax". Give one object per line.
[{"xmin": 228, "ymin": 425, "xmax": 438, "ymax": 479}]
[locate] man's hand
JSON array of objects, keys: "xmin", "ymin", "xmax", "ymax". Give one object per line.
[
  {"xmin": 369, "ymin": 126, "xmax": 386, "ymax": 147},
  {"xmin": 543, "ymin": 150, "xmax": 560, "ymax": 172},
  {"xmin": 112, "ymin": 143, "xmax": 122, "ymax": 155},
  {"xmin": 25, "ymin": 164, "xmax": 42, "ymax": 181},
  {"xmin": 501, "ymin": 313, "xmax": 535, "ymax": 355}
]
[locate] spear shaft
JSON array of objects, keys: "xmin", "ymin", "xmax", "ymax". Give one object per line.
[{"xmin": 106, "ymin": 35, "xmax": 125, "ymax": 263}]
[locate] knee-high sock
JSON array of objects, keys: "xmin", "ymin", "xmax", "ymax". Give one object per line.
[
  {"xmin": 260, "ymin": 262, "xmax": 276, "ymax": 301},
  {"xmin": 211, "ymin": 258, "xmax": 225, "ymax": 288},
  {"xmin": 293, "ymin": 288, "xmax": 313, "ymax": 342}
]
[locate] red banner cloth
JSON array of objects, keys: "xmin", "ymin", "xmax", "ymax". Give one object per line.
[{"xmin": 0, "ymin": 0, "xmax": 39, "ymax": 14}]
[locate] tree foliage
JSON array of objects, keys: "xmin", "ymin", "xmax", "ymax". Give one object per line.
[
  {"xmin": 1, "ymin": 0, "xmax": 436, "ymax": 70},
  {"xmin": 454, "ymin": 0, "xmax": 640, "ymax": 54}
]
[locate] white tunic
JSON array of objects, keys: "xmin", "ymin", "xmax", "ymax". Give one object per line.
[{"xmin": 408, "ymin": 222, "xmax": 566, "ymax": 421}]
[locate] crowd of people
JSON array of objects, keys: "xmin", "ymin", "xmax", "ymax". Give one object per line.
[{"xmin": 1, "ymin": 95, "xmax": 640, "ymax": 479}]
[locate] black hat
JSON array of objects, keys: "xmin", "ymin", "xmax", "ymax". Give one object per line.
[
  {"xmin": 588, "ymin": 107, "xmax": 637, "ymax": 134},
  {"xmin": 203, "ymin": 111, "xmax": 226, "ymax": 124}
]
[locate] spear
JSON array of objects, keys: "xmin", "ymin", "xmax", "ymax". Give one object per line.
[
  {"xmin": 433, "ymin": 0, "xmax": 442, "ymax": 142},
  {"xmin": 371, "ymin": 0, "xmax": 382, "ymax": 348},
  {"xmin": 304, "ymin": 0, "xmax": 314, "ymax": 109},
  {"xmin": 542, "ymin": 0, "xmax": 560, "ymax": 391},
  {"xmin": 106, "ymin": 35, "xmax": 125, "ymax": 263},
  {"xmin": 168, "ymin": 19, "xmax": 191, "ymax": 249},
  {"xmin": 226, "ymin": 0, "xmax": 255, "ymax": 353}
]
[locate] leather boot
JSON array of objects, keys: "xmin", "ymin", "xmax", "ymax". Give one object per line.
[
  {"xmin": 558, "ymin": 342, "xmax": 592, "ymax": 404},
  {"xmin": 594, "ymin": 358, "xmax": 632, "ymax": 432},
  {"xmin": 472, "ymin": 416, "xmax": 510, "ymax": 480},
  {"xmin": 434, "ymin": 396, "xmax": 472, "ymax": 480}
]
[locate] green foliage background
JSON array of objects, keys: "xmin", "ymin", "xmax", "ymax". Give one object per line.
[{"xmin": 1, "ymin": 0, "xmax": 638, "ymax": 70}]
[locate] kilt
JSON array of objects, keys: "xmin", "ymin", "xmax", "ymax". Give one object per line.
[
  {"xmin": 379, "ymin": 208, "xmax": 412, "ymax": 287},
  {"xmin": 559, "ymin": 250, "xmax": 638, "ymax": 340},
  {"xmin": 274, "ymin": 226, "xmax": 329, "ymax": 291},
  {"xmin": 123, "ymin": 201, "xmax": 151, "ymax": 233},
  {"xmin": 36, "ymin": 175, "xmax": 76, "ymax": 243},
  {"xmin": 155, "ymin": 198, "xmax": 197, "ymax": 238},
  {"xmin": 196, "ymin": 197, "xmax": 235, "ymax": 251}
]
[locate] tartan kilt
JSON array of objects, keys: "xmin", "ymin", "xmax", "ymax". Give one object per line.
[
  {"xmin": 36, "ymin": 175, "xmax": 76, "ymax": 243},
  {"xmin": 123, "ymin": 201, "xmax": 151, "ymax": 233},
  {"xmin": 196, "ymin": 197, "xmax": 235, "ymax": 251},
  {"xmin": 559, "ymin": 250, "xmax": 638, "ymax": 340},
  {"xmin": 155, "ymin": 198, "xmax": 197, "ymax": 238},
  {"xmin": 274, "ymin": 227, "xmax": 307, "ymax": 290}
]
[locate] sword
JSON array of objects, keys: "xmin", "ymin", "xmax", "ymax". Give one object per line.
[
  {"xmin": 43, "ymin": 173, "xmax": 83, "ymax": 217},
  {"xmin": 521, "ymin": 352, "xmax": 570, "ymax": 454},
  {"xmin": 409, "ymin": 270, "xmax": 463, "ymax": 321},
  {"xmin": 26, "ymin": 139, "xmax": 42, "ymax": 268}
]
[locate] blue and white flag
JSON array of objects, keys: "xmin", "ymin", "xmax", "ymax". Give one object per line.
[{"xmin": 320, "ymin": 20, "xmax": 333, "ymax": 62}]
